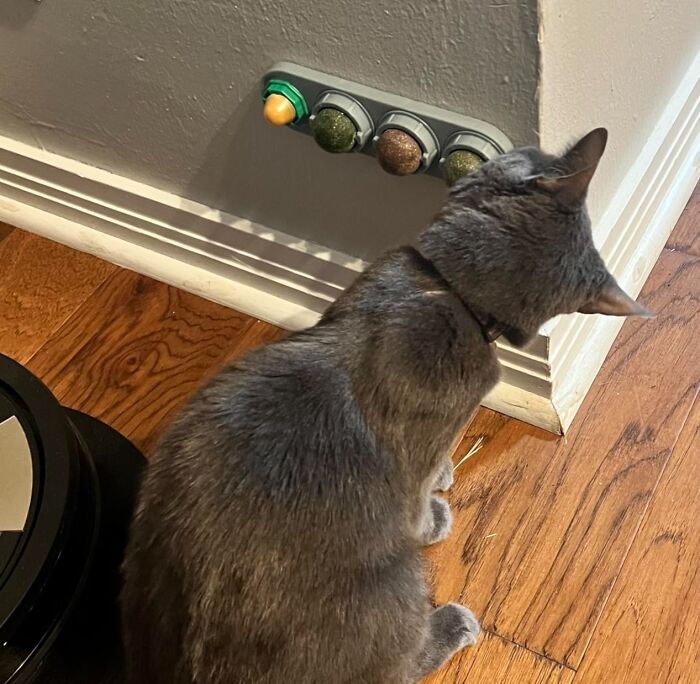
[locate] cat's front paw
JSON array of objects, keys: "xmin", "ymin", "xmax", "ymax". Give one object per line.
[
  {"xmin": 433, "ymin": 603, "xmax": 481, "ymax": 650},
  {"xmin": 412, "ymin": 603, "xmax": 481, "ymax": 680},
  {"xmin": 421, "ymin": 496, "xmax": 452, "ymax": 545}
]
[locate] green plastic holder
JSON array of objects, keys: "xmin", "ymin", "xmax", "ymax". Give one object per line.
[{"xmin": 262, "ymin": 79, "xmax": 309, "ymax": 122}]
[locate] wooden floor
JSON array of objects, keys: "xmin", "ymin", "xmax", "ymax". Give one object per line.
[{"xmin": 0, "ymin": 185, "xmax": 697, "ymax": 683}]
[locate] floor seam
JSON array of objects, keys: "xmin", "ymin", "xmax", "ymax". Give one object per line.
[{"xmin": 484, "ymin": 628, "xmax": 577, "ymax": 672}]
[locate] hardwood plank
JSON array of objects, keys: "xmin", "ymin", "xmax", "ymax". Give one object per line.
[
  {"xmin": 429, "ymin": 631, "xmax": 574, "ymax": 684},
  {"xmin": 427, "ymin": 250, "xmax": 700, "ymax": 668},
  {"xmin": 0, "ymin": 222, "xmax": 13, "ymax": 243},
  {"xmin": 223, "ymin": 318, "xmax": 287, "ymax": 362},
  {"xmin": 424, "ymin": 409, "xmax": 559, "ymax": 597},
  {"xmin": 0, "ymin": 230, "xmax": 116, "ymax": 364},
  {"xmin": 574, "ymin": 396, "xmax": 700, "ymax": 684},
  {"xmin": 27, "ymin": 270, "xmax": 255, "ymax": 454},
  {"xmin": 666, "ymin": 183, "xmax": 699, "ymax": 256}
]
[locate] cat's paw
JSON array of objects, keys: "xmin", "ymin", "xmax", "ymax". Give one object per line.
[
  {"xmin": 432, "ymin": 603, "xmax": 481, "ymax": 650},
  {"xmin": 422, "ymin": 496, "xmax": 452, "ymax": 545},
  {"xmin": 434, "ymin": 460, "xmax": 454, "ymax": 492},
  {"xmin": 412, "ymin": 603, "xmax": 481, "ymax": 679}
]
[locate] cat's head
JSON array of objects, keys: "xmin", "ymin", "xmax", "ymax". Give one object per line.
[{"xmin": 419, "ymin": 128, "xmax": 653, "ymax": 347}]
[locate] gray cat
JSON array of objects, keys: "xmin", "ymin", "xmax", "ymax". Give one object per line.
[{"xmin": 121, "ymin": 128, "xmax": 651, "ymax": 683}]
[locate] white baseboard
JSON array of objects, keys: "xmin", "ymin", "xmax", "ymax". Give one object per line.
[
  {"xmin": 0, "ymin": 137, "xmax": 366, "ymax": 330},
  {"xmin": 0, "ymin": 50, "xmax": 697, "ymax": 433}
]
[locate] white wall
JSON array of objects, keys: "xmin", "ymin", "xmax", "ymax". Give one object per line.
[
  {"xmin": 2, "ymin": 1, "xmax": 695, "ymax": 259},
  {"xmin": 0, "ymin": 0, "xmax": 539, "ymax": 260},
  {"xmin": 538, "ymin": 0, "xmax": 700, "ymax": 236},
  {"xmin": 539, "ymin": 0, "xmax": 700, "ymax": 431}
]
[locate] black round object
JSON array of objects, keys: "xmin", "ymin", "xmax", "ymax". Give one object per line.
[{"xmin": 0, "ymin": 354, "xmax": 145, "ymax": 683}]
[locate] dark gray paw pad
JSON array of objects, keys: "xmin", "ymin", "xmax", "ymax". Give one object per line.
[{"xmin": 434, "ymin": 603, "xmax": 481, "ymax": 650}]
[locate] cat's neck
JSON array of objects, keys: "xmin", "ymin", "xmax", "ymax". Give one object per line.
[{"xmin": 408, "ymin": 246, "xmax": 506, "ymax": 344}]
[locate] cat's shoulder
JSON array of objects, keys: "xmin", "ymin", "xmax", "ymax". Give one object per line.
[{"xmin": 339, "ymin": 246, "xmax": 448, "ymax": 306}]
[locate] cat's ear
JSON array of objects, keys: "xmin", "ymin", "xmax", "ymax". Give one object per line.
[
  {"xmin": 536, "ymin": 128, "xmax": 608, "ymax": 208},
  {"xmin": 578, "ymin": 278, "xmax": 654, "ymax": 317}
]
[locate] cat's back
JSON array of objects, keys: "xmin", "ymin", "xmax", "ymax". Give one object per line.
[
  {"xmin": 122, "ymin": 335, "xmax": 414, "ymax": 683},
  {"xmin": 141, "ymin": 333, "xmax": 384, "ymax": 518}
]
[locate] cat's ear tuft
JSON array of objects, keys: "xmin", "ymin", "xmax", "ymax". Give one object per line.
[
  {"xmin": 536, "ymin": 128, "xmax": 608, "ymax": 208},
  {"xmin": 578, "ymin": 278, "xmax": 654, "ymax": 318}
]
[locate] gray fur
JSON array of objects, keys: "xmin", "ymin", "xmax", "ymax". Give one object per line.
[
  {"xmin": 121, "ymin": 128, "xmax": 646, "ymax": 683},
  {"xmin": 433, "ymin": 459, "xmax": 454, "ymax": 492},
  {"xmin": 420, "ymin": 496, "xmax": 453, "ymax": 546}
]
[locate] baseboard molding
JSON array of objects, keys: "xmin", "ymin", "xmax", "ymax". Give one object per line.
[
  {"xmin": 0, "ymin": 137, "xmax": 366, "ymax": 330},
  {"xmin": 0, "ymin": 50, "xmax": 696, "ymax": 433},
  {"xmin": 549, "ymin": 50, "xmax": 700, "ymax": 431}
]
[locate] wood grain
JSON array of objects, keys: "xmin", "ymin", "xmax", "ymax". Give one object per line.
[
  {"xmin": 666, "ymin": 183, "xmax": 699, "ymax": 256},
  {"xmin": 0, "ymin": 222, "xmax": 13, "ymax": 243},
  {"xmin": 27, "ymin": 270, "xmax": 255, "ymax": 454},
  {"xmin": 426, "ymin": 250, "xmax": 700, "ymax": 670},
  {"xmin": 0, "ymin": 230, "xmax": 116, "ymax": 364},
  {"xmin": 223, "ymin": 318, "xmax": 287, "ymax": 362},
  {"xmin": 431, "ymin": 631, "xmax": 574, "ymax": 684},
  {"xmin": 424, "ymin": 408, "xmax": 558, "ymax": 596},
  {"xmin": 574, "ymin": 396, "xmax": 700, "ymax": 684}
]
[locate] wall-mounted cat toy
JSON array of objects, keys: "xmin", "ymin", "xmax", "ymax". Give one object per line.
[{"xmin": 261, "ymin": 63, "xmax": 513, "ymax": 184}]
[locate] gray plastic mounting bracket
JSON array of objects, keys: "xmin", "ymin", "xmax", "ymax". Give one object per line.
[{"xmin": 262, "ymin": 62, "xmax": 513, "ymax": 178}]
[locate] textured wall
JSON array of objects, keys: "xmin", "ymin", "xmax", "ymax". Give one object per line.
[
  {"xmin": 0, "ymin": 0, "xmax": 539, "ymax": 259},
  {"xmin": 539, "ymin": 0, "xmax": 700, "ymax": 232}
]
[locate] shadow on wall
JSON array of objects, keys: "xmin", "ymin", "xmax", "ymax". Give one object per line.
[
  {"xmin": 0, "ymin": 0, "xmax": 41, "ymax": 28},
  {"xmin": 182, "ymin": 86, "xmax": 446, "ymax": 262}
]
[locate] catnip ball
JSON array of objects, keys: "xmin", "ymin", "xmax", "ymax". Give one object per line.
[
  {"xmin": 376, "ymin": 129, "xmax": 423, "ymax": 176},
  {"xmin": 311, "ymin": 108, "xmax": 357, "ymax": 153},
  {"xmin": 442, "ymin": 150, "xmax": 483, "ymax": 185}
]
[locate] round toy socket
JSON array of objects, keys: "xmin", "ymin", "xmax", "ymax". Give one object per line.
[
  {"xmin": 374, "ymin": 112, "xmax": 439, "ymax": 174},
  {"xmin": 311, "ymin": 91, "xmax": 373, "ymax": 150},
  {"xmin": 311, "ymin": 108, "xmax": 357, "ymax": 153},
  {"xmin": 441, "ymin": 131, "xmax": 502, "ymax": 163},
  {"xmin": 442, "ymin": 149, "xmax": 484, "ymax": 185},
  {"xmin": 375, "ymin": 129, "xmax": 423, "ymax": 176},
  {"xmin": 263, "ymin": 94, "xmax": 297, "ymax": 127}
]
